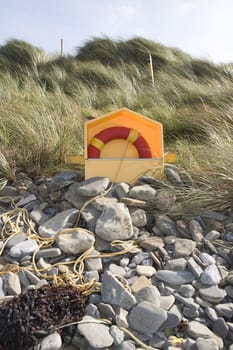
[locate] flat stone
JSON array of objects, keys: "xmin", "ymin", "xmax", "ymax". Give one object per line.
[
  {"xmin": 109, "ymin": 325, "xmax": 124, "ymax": 345},
  {"xmin": 4, "ymin": 272, "xmax": 21, "ymax": 295},
  {"xmin": 8, "ymin": 239, "xmax": 38, "ymax": 258},
  {"xmin": 64, "ymin": 184, "xmax": 91, "ymax": 209},
  {"xmin": 0, "ymin": 186, "xmax": 18, "ymax": 197},
  {"xmin": 18, "ymin": 270, "xmax": 30, "ymax": 289},
  {"xmin": 189, "ymin": 219, "xmax": 204, "ymax": 242},
  {"xmin": 77, "ymin": 177, "xmax": 110, "ymax": 197},
  {"xmin": 128, "ymin": 301, "xmax": 167, "ymax": 334},
  {"xmin": 92, "ymin": 197, "xmax": 118, "ymax": 211},
  {"xmin": 101, "ymin": 271, "xmax": 136, "ymax": 310},
  {"xmin": 37, "ymin": 257, "xmax": 52, "ymax": 270},
  {"xmin": 188, "ymin": 321, "xmax": 211, "ymax": 341},
  {"xmin": 24, "ymin": 270, "xmax": 41, "ymax": 285},
  {"xmin": 200, "ymin": 264, "xmax": 221, "ymax": 285},
  {"xmin": 16, "ymin": 194, "xmax": 37, "ymax": 207},
  {"xmin": 0, "ymin": 277, "xmax": 5, "ymax": 297},
  {"xmin": 115, "ymin": 308, "xmax": 129, "ymax": 328},
  {"xmin": 113, "ymin": 182, "xmax": 130, "ymax": 198},
  {"xmin": 215, "ymin": 303, "xmax": 233, "ymax": 319},
  {"xmin": 165, "ymin": 258, "xmax": 187, "ymax": 271},
  {"xmin": 95, "ymin": 203, "xmax": 134, "ymax": 241},
  {"xmin": 139, "ymin": 236, "xmax": 164, "ymax": 250},
  {"xmin": 97, "ymin": 302, "xmax": 116, "ymax": 319},
  {"xmin": 174, "ymin": 293, "xmax": 199, "ymax": 312},
  {"xmin": 116, "ymin": 340, "xmax": 136, "ymax": 350},
  {"xmin": 205, "ymin": 307, "xmax": 218, "ymax": 321},
  {"xmin": 196, "ymin": 296, "xmax": 211, "ymax": 309},
  {"xmin": 48, "ymin": 180, "xmax": 73, "ymax": 193},
  {"xmin": 36, "ymin": 248, "xmax": 62, "ymax": 259},
  {"xmin": 205, "ymin": 230, "xmax": 221, "ymax": 240},
  {"xmin": 85, "ymin": 303, "xmax": 100, "ymax": 318},
  {"xmin": 129, "ymin": 184, "xmax": 157, "ymax": 202},
  {"xmin": 160, "ymin": 295, "xmax": 175, "ymax": 310},
  {"xmin": 196, "ymin": 337, "xmax": 219, "ymax": 350},
  {"xmin": 153, "ymin": 190, "xmax": 176, "ymax": 211},
  {"xmin": 38, "ymin": 208, "xmax": 78, "ymax": 238},
  {"xmin": 52, "ymin": 171, "xmax": 79, "ymax": 182},
  {"xmin": 148, "ymin": 333, "xmax": 166, "ymax": 348},
  {"xmin": 129, "ymin": 208, "xmax": 147, "ymax": 228},
  {"xmin": 131, "ymin": 276, "xmax": 151, "ymax": 293},
  {"xmin": 40, "ymin": 332, "xmax": 62, "ymax": 350},
  {"xmin": 225, "ymin": 285, "xmax": 233, "ymax": 298},
  {"xmin": 154, "ymin": 214, "xmax": 178, "ymax": 236},
  {"xmin": 199, "ymin": 252, "xmax": 216, "ymax": 265},
  {"xmin": 5, "ymin": 234, "xmax": 27, "ymax": 248},
  {"xmin": 78, "ymin": 315, "xmax": 113, "ymax": 348},
  {"xmin": 30, "ymin": 208, "xmax": 49, "ymax": 225},
  {"xmin": 109, "ymin": 263, "xmax": 126, "ymax": 277},
  {"xmin": 179, "ymin": 284, "xmax": 195, "ymax": 298},
  {"xmin": 187, "ymin": 320, "xmax": 223, "ymax": 348},
  {"xmin": 136, "ymin": 265, "xmax": 156, "ymax": 277},
  {"xmin": 156, "ymin": 270, "xmax": 196, "ymax": 285},
  {"xmin": 85, "ymin": 270, "xmax": 99, "ymax": 282},
  {"xmin": 174, "ymin": 238, "xmax": 196, "ymax": 257},
  {"xmin": 131, "ymin": 252, "xmax": 151, "ymax": 265},
  {"xmin": 213, "ymin": 317, "xmax": 229, "ymax": 339},
  {"xmin": 187, "ymin": 257, "xmax": 203, "ymax": 278},
  {"xmin": 199, "ymin": 285, "xmax": 226, "ymax": 303},
  {"xmin": 160, "ymin": 310, "xmax": 181, "ymax": 329},
  {"xmin": 81, "ymin": 205, "xmax": 100, "ymax": 232},
  {"xmin": 85, "ymin": 250, "xmax": 103, "ymax": 272},
  {"xmin": 135, "ymin": 286, "xmax": 161, "ymax": 306},
  {"xmin": 56, "ymin": 229, "xmax": 95, "ymax": 255}
]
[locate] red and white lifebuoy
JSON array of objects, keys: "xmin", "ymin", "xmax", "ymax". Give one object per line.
[{"xmin": 88, "ymin": 126, "xmax": 152, "ymax": 158}]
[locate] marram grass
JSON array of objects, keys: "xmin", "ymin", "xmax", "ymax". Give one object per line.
[{"xmin": 0, "ymin": 36, "xmax": 233, "ymax": 215}]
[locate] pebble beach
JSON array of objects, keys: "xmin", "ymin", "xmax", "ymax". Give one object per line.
[{"xmin": 0, "ymin": 166, "xmax": 232, "ymax": 350}]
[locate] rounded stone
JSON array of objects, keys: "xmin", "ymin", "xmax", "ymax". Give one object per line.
[{"xmin": 128, "ymin": 301, "xmax": 167, "ymax": 334}]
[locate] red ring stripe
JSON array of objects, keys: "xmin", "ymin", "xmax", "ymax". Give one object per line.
[{"xmin": 88, "ymin": 126, "xmax": 152, "ymax": 158}]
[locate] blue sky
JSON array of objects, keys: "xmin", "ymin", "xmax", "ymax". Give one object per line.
[{"xmin": 0, "ymin": 0, "xmax": 232, "ymax": 63}]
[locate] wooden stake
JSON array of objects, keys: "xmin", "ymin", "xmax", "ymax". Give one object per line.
[
  {"xmin": 148, "ymin": 53, "xmax": 155, "ymax": 86},
  {"xmin": 60, "ymin": 38, "xmax": 64, "ymax": 57}
]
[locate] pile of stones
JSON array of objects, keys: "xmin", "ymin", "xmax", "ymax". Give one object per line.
[{"xmin": 0, "ymin": 165, "xmax": 232, "ymax": 350}]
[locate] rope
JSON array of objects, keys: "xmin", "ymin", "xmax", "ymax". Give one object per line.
[{"xmin": 0, "ymin": 195, "xmax": 141, "ymax": 296}]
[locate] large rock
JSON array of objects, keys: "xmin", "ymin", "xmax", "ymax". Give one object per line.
[
  {"xmin": 95, "ymin": 203, "xmax": 134, "ymax": 241},
  {"xmin": 174, "ymin": 238, "xmax": 196, "ymax": 257},
  {"xmin": 38, "ymin": 209, "xmax": 78, "ymax": 238},
  {"xmin": 135, "ymin": 285, "xmax": 161, "ymax": 306},
  {"xmin": 200, "ymin": 264, "xmax": 222, "ymax": 285},
  {"xmin": 156, "ymin": 270, "xmax": 196, "ymax": 285},
  {"xmin": 199, "ymin": 285, "xmax": 227, "ymax": 303},
  {"xmin": 78, "ymin": 315, "xmax": 113, "ymax": 348},
  {"xmin": 8, "ymin": 239, "xmax": 38, "ymax": 258},
  {"xmin": 129, "ymin": 184, "xmax": 157, "ymax": 202},
  {"xmin": 128, "ymin": 301, "xmax": 167, "ymax": 335},
  {"xmin": 154, "ymin": 214, "xmax": 178, "ymax": 236},
  {"xmin": 101, "ymin": 271, "xmax": 136, "ymax": 310},
  {"xmin": 40, "ymin": 332, "xmax": 62, "ymax": 350},
  {"xmin": 4, "ymin": 272, "xmax": 21, "ymax": 295},
  {"xmin": 56, "ymin": 229, "xmax": 95, "ymax": 255},
  {"xmin": 187, "ymin": 321, "xmax": 223, "ymax": 349},
  {"xmin": 64, "ymin": 177, "xmax": 110, "ymax": 208}
]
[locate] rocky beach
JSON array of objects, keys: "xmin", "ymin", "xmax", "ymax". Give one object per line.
[{"xmin": 0, "ymin": 166, "xmax": 232, "ymax": 350}]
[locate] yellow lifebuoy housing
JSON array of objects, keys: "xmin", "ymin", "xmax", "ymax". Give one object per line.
[{"xmin": 85, "ymin": 108, "xmax": 165, "ymax": 183}]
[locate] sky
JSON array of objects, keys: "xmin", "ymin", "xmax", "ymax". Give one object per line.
[{"xmin": 0, "ymin": 0, "xmax": 232, "ymax": 64}]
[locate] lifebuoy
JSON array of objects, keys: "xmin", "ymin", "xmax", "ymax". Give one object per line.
[{"xmin": 88, "ymin": 126, "xmax": 152, "ymax": 158}]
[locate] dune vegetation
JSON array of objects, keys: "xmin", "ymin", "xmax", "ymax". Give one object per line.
[{"xmin": 0, "ymin": 37, "xmax": 233, "ymax": 214}]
